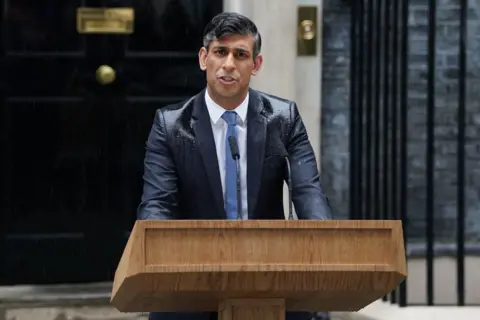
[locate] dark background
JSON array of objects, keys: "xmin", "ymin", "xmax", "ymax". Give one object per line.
[{"xmin": 0, "ymin": 0, "xmax": 222, "ymax": 285}]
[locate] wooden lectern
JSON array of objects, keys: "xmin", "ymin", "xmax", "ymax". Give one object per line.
[{"xmin": 111, "ymin": 220, "xmax": 407, "ymax": 320}]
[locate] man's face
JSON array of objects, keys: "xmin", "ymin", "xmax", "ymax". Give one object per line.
[{"xmin": 198, "ymin": 34, "xmax": 263, "ymax": 107}]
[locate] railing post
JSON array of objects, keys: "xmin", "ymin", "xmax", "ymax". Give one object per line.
[
  {"xmin": 398, "ymin": 0, "xmax": 410, "ymax": 308},
  {"xmin": 456, "ymin": 0, "xmax": 467, "ymax": 307}
]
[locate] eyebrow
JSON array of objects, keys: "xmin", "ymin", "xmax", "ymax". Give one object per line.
[{"xmin": 213, "ymin": 45, "xmax": 251, "ymax": 54}]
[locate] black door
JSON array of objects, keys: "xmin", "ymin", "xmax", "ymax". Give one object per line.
[{"xmin": 0, "ymin": 0, "xmax": 221, "ymax": 285}]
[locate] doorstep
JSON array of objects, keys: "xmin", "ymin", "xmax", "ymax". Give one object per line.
[
  {"xmin": 0, "ymin": 282, "xmax": 361, "ymax": 320},
  {"xmin": 0, "ymin": 282, "xmax": 147, "ymax": 320}
]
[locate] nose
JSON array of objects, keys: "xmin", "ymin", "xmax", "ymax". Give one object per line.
[{"xmin": 222, "ymin": 53, "xmax": 236, "ymax": 71}]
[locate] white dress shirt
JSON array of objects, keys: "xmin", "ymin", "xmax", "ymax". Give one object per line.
[{"xmin": 205, "ymin": 90, "xmax": 249, "ymax": 219}]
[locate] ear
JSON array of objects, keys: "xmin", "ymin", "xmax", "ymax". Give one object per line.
[
  {"xmin": 251, "ymin": 54, "xmax": 263, "ymax": 76},
  {"xmin": 198, "ymin": 47, "xmax": 208, "ymax": 71}
]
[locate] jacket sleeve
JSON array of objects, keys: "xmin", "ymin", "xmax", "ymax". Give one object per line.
[
  {"xmin": 286, "ymin": 102, "xmax": 332, "ymax": 220},
  {"xmin": 136, "ymin": 109, "xmax": 179, "ymax": 220}
]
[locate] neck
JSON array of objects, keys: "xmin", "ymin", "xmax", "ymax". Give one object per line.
[{"xmin": 207, "ymin": 86, "xmax": 248, "ymax": 110}]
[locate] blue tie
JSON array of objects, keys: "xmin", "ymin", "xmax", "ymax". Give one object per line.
[{"xmin": 221, "ymin": 111, "xmax": 240, "ymax": 220}]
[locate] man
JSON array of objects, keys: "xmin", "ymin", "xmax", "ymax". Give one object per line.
[{"xmin": 138, "ymin": 12, "xmax": 332, "ymax": 320}]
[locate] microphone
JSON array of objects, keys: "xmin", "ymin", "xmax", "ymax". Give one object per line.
[
  {"xmin": 228, "ymin": 136, "xmax": 242, "ymax": 220},
  {"xmin": 276, "ymin": 138, "xmax": 293, "ymax": 220}
]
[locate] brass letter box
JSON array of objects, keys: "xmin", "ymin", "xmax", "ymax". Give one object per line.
[{"xmin": 77, "ymin": 7, "xmax": 134, "ymax": 34}]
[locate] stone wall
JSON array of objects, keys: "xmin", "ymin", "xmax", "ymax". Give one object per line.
[
  {"xmin": 321, "ymin": 0, "xmax": 480, "ymax": 242},
  {"xmin": 320, "ymin": 0, "xmax": 351, "ymax": 221}
]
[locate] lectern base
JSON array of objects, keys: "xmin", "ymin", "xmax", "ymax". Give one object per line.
[{"xmin": 218, "ymin": 298, "xmax": 285, "ymax": 320}]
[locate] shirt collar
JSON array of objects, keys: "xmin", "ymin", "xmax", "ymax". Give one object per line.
[{"xmin": 204, "ymin": 89, "xmax": 249, "ymax": 125}]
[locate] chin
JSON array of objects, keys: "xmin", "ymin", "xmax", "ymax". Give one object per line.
[
  {"xmin": 218, "ymin": 93, "xmax": 239, "ymax": 100},
  {"xmin": 215, "ymin": 87, "xmax": 239, "ymax": 97}
]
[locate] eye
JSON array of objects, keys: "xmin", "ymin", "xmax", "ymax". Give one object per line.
[
  {"xmin": 235, "ymin": 51, "xmax": 249, "ymax": 59},
  {"xmin": 214, "ymin": 48, "xmax": 227, "ymax": 56}
]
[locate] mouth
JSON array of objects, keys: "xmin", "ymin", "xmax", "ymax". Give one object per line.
[{"xmin": 218, "ymin": 76, "xmax": 237, "ymax": 85}]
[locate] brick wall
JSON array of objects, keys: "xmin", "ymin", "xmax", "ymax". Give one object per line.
[{"xmin": 321, "ymin": 0, "xmax": 480, "ymax": 242}]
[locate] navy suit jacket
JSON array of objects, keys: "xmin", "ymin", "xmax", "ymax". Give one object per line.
[{"xmin": 137, "ymin": 88, "xmax": 332, "ymax": 320}]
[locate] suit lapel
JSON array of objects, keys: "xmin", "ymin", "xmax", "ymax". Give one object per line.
[
  {"xmin": 246, "ymin": 89, "xmax": 267, "ymax": 218},
  {"xmin": 192, "ymin": 91, "xmax": 226, "ymax": 218}
]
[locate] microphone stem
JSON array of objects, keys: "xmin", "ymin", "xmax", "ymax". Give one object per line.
[
  {"xmin": 235, "ymin": 158, "xmax": 242, "ymax": 220},
  {"xmin": 285, "ymin": 157, "xmax": 293, "ymax": 220}
]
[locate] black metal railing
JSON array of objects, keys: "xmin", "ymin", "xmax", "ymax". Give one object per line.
[{"xmin": 349, "ymin": 0, "xmax": 471, "ymax": 306}]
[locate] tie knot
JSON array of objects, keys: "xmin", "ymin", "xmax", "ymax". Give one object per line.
[{"xmin": 221, "ymin": 111, "xmax": 237, "ymax": 126}]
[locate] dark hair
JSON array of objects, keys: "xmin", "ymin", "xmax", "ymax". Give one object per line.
[{"xmin": 202, "ymin": 12, "xmax": 262, "ymax": 58}]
